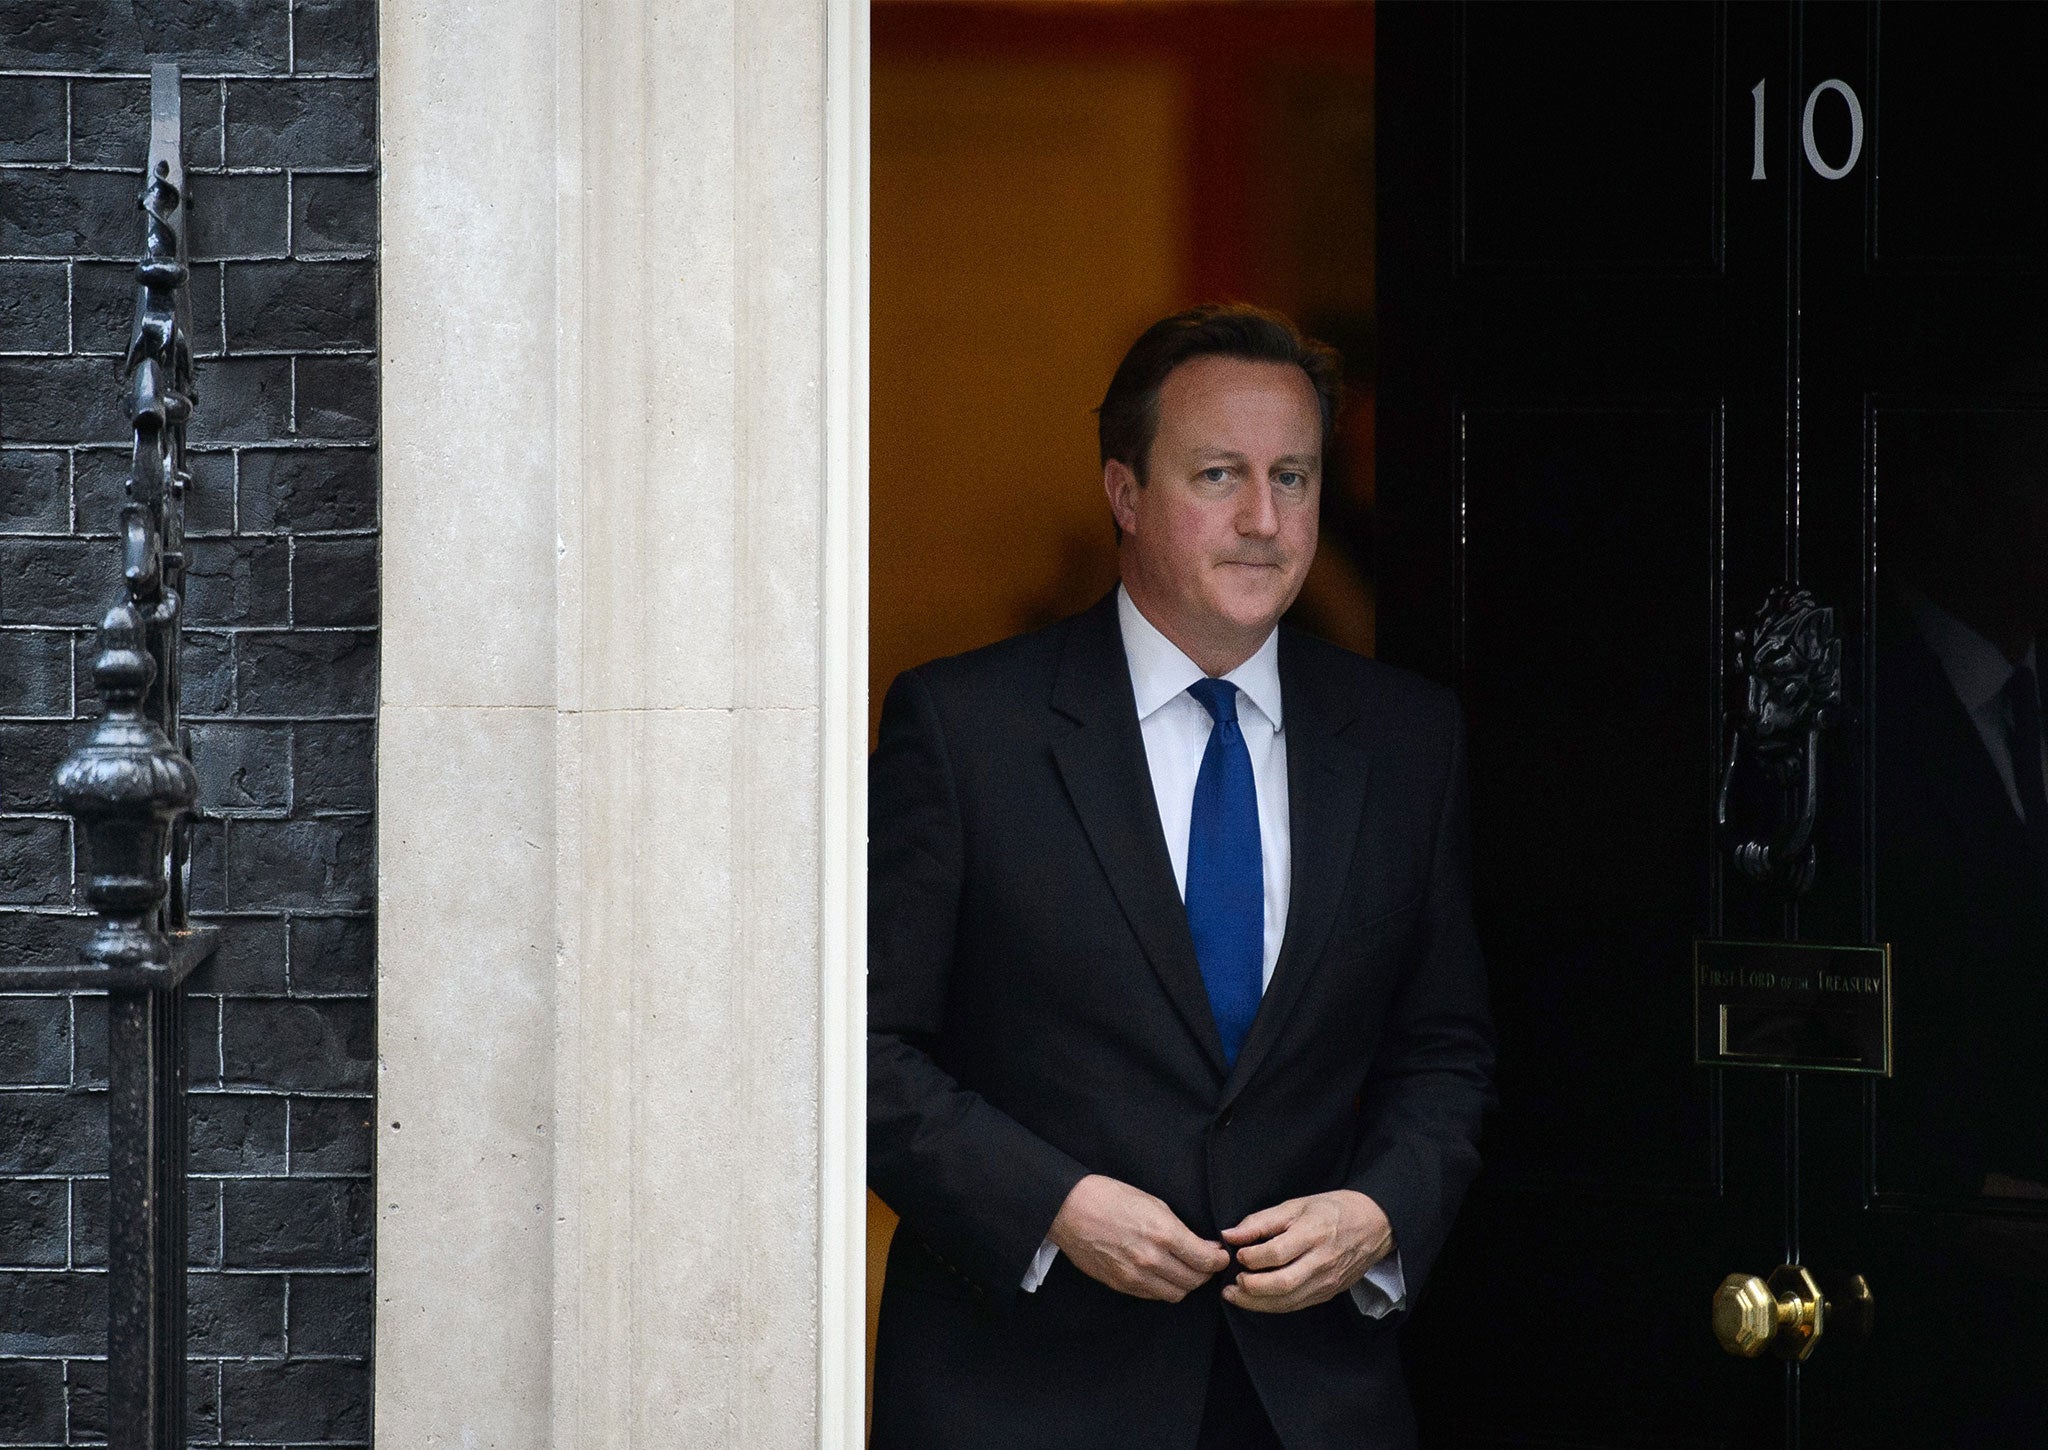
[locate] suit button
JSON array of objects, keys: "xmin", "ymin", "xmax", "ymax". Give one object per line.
[{"xmin": 1217, "ymin": 1107, "xmax": 1235, "ymax": 1128}]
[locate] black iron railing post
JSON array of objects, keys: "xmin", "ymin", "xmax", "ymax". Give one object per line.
[{"xmin": 0, "ymin": 62, "xmax": 215, "ymax": 1450}]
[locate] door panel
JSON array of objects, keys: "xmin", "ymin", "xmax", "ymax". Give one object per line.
[
  {"xmin": 1382, "ymin": 5, "xmax": 1786, "ymax": 1444},
  {"xmin": 1385, "ymin": 4, "xmax": 2048, "ymax": 1445},
  {"xmin": 1461, "ymin": 407, "xmax": 1720, "ymax": 1193},
  {"xmin": 1457, "ymin": 6, "xmax": 1723, "ymax": 270}
]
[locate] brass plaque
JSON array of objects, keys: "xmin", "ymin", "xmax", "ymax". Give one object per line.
[{"xmin": 1694, "ymin": 939, "xmax": 1892, "ymax": 1076}]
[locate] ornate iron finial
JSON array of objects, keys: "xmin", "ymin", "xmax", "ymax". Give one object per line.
[
  {"xmin": 53, "ymin": 602, "xmax": 198, "ymax": 971},
  {"xmin": 1716, "ymin": 586, "xmax": 1845, "ymax": 896}
]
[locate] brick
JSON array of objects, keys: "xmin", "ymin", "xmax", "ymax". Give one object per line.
[
  {"xmin": 0, "ymin": 1179, "xmax": 67, "ymax": 1267},
  {"xmin": 70, "ymin": 991, "xmax": 220, "ymax": 1089},
  {"xmin": 184, "ymin": 448, "xmax": 237, "ymax": 533},
  {"xmin": 74, "ymin": 257, "xmax": 225, "ymax": 359},
  {"xmin": 190, "ymin": 720, "xmax": 292, "ymax": 812},
  {"xmin": 0, "ymin": 1088, "xmax": 103, "ymax": 1175},
  {"xmin": 73, "ymin": 445, "xmax": 234, "ymax": 537},
  {"xmin": 68, "ymin": 77, "xmax": 223, "ymax": 169},
  {"xmin": 185, "ymin": 536, "xmax": 290, "ymax": 627},
  {"xmin": 226, "ymin": 259, "xmax": 374, "ymax": 352},
  {"xmin": 222, "ymin": 1177, "xmax": 369, "ymax": 1268},
  {"xmin": 0, "ymin": 1356, "xmax": 64, "ymax": 1439},
  {"xmin": 190, "ymin": 996, "xmax": 223, "ymax": 1087},
  {"xmin": 191, "ymin": 258, "xmax": 226, "ymax": 357},
  {"xmin": 0, "ymin": 261, "xmax": 68, "ymax": 353},
  {"xmin": 191, "ymin": 1269, "xmax": 286, "ymax": 1355},
  {"xmin": 0, "ymin": 994, "xmax": 70, "ymax": 1083},
  {"xmin": 0, "ymin": 537, "xmax": 110, "ymax": 626},
  {"xmin": 0, "ymin": 1, "xmax": 290, "ymax": 72},
  {"xmin": 293, "ymin": 721, "xmax": 372, "ymax": 810},
  {"xmin": 185, "ymin": 913, "xmax": 287, "ymax": 994},
  {"xmin": 224, "ymin": 998, "xmax": 370, "ymax": 1091},
  {"xmin": 288, "ymin": 915, "xmax": 369, "ymax": 995},
  {"xmin": 0, "ymin": 77, "xmax": 65, "ymax": 162},
  {"xmin": 238, "ymin": 446, "xmax": 374, "ymax": 532},
  {"xmin": 241, "ymin": 812, "xmax": 351, "ymax": 901},
  {"xmin": 226, "ymin": 817, "xmax": 370, "ymax": 911},
  {"xmin": 291, "ymin": 172, "xmax": 374, "ymax": 254},
  {"xmin": 0, "ymin": 818, "xmax": 70, "ymax": 906},
  {"xmin": 65, "ymin": 1357, "xmax": 219, "ymax": 1441},
  {"xmin": 192, "ymin": 355, "xmax": 293, "ymax": 443},
  {"xmin": 0, "ymin": 450, "xmax": 67, "ymax": 533},
  {"xmin": 0, "ymin": 628, "xmax": 71, "ymax": 714},
  {"xmin": 222, "ymin": 1358, "xmax": 368, "ymax": 1440},
  {"xmin": 72, "ymin": 1177, "xmax": 219, "ymax": 1269},
  {"xmin": 69, "ymin": 447, "xmax": 125, "ymax": 534},
  {"xmin": 287, "ymin": 1270, "xmax": 369, "ymax": 1357},
  {"xmin": 292, "ymin": 535, "xmax": 374, "ymax": 626},
  {"xmin": 0, "ymin": 1269, "xmax": 101, "ymax": 1353},
  {"xmin": 0, "ymin": 720, "xmax": 79, "ymax": 810},
  {"xmin": 0, "ymin": 908, "xmax": 80, "ymax": 965},
  {"xmin": 0, "ymin": 355, "xmax": 128, "ymax": 444},
  {"xmin": 164, "ymin": 629, "xmax": 235, "ymax": 717},
  {"xmin": 294, "ymin": 0, "xmax": 376, "ymax": 74},
  {"xmin": 184, "ymin": 812, "xmax": 226, "ymax": 913},
  {"xmin": 236, "ymin": 630, "xmax": 374, "ymax": 716},
  {"xmin": 0, "ymin": 169, "xmax": 138, "ymax": 257},
  {"xmin": 289, "ymin": 1095, "xmax": 370, "ymax": 1173},
  {"xmin": 293, "ymin": 354, "xmax": 374, "ymax": 439},
  {"xmin": 226, "ymin": 79, "xmax": 375, "ymax": 168},
  {"xmin": 72, "ymin": 257, "xmax": 220, "ymax": 358},
  {"xmin": 191, "ymin": 170, "xmax": 291, "ymax": 261},
  {"xmin": 191, "ymin": 1090, "xmax": 288, "ymax": 1174}
]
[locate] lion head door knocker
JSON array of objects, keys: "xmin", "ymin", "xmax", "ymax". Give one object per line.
[{"xmin": 1716, "ymin": 587, "xmax": 1845, "ymax": 896}]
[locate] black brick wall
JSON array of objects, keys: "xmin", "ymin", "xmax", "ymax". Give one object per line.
[{"xmin": 0, "ymin": 3, "xmax": 377, "ymax": 1445}]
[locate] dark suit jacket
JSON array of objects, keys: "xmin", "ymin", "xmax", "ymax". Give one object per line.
[{"xmin": 868, "ymin": 591, "xmax": 1495, "ymax": 1450}]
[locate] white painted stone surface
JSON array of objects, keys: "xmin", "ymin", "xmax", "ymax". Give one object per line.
[{"xmin": 379, "ymin": 0, "xmax": 866, "ymax": 1444}]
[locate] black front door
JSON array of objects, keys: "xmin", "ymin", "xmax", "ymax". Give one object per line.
[{"xmin": 1377, "ymin": 4, "xmax": 2048, "ymax": 1444}]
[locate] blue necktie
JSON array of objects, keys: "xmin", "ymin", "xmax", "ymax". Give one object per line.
[{"xmin": 1185, "ymin": 678, "xmax": 1263, "ymax": 1067}]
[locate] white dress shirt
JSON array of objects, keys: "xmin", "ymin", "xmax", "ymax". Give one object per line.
[
  {"xmin": 1021, "ymin": 587, "xmax": 1406, "ymax": 1318},
  {"xmin": 1908, "ymin": 591, "xmax": 2048, "ymax": 824}
]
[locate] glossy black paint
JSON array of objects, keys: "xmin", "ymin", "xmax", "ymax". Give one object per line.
[{"xmin": 1381, "ymin": 3, "xmax": 2048, "ymax": 1445}]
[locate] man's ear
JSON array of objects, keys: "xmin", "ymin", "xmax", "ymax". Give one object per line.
[{"xmin": 1104, "ymin": 459, "xmax": 1140, "ymax": 538}]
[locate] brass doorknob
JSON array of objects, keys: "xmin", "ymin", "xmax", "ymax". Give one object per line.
[{"xmin": 1712, "ymin": 1264, "xmax": 1827, "ymax": 1360}]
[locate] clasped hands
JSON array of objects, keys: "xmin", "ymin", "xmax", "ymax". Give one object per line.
[{"xmin": 1047, "ymin": 1174, "xmax": 1392, "ymax": 1312}]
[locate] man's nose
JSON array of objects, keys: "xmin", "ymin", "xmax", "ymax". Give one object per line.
[{"xmin": 1237, "ymin": 479, "xmax": 1281, "ymax": 536}]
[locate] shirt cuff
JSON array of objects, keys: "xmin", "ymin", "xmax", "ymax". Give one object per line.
[
  {"xmin": 1022, "ymin": 1239, "xmax": 1059, "ymax": 1293},
  {"xmin": 1348, "ymin": 1249, "xmax": 1407, "ymax": 1319}
]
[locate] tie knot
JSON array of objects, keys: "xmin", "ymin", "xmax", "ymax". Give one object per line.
[{"xmin": 1187, "ymin": 677, "xmax": 1240, "ymax": 724}]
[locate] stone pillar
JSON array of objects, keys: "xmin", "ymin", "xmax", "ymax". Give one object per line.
[{"xmin": 377, "ymin": 0, "xmax": 867, "ymax": 1443}]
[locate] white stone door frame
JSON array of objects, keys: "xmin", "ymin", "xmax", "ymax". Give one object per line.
[{"xmin": 377, "ymin": 0, "xmax": 869, "ymax": 1444}]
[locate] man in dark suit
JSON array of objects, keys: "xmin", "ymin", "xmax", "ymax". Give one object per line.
[{"xmin": 868, "ymin": 305, "xmax": 1494, "ymax": 1449}]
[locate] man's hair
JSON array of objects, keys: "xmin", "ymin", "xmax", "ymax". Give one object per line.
[{"xmin": 1096, "ymin": 303, "xmax": 1344, "ymax": 484}]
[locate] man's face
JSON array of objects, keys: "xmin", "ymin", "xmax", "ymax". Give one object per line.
[{"xmin": 1106, "ymin": 354, "xmax": 1322, "ymax": 671}]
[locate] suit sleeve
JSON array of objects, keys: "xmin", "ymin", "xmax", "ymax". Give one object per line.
[
  {"xmin": 1345, "ymin": 700, "xmax": 1496, "ymax": 1298},
  {"xmin": 868, "ymin": 668, "xmax": 1091, "ymax": 1296}
]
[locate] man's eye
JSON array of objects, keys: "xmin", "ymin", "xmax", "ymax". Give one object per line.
[
  {"xmin": 1277, "ymin": 471, "xmax": 1307, "ymax": 488},
  {"xmin": 1201, "ymin": 467, "xmax": 1232, "ymax": 483}
]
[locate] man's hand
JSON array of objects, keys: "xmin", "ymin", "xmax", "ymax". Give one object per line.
[
  {"xmin": 1220, "ymin": 1190, "xmax": 1393, "ymax": 1313},
  {"xmin": 1048, "ymin": 1174, "xmax": 1231, "ymax": 1303}
]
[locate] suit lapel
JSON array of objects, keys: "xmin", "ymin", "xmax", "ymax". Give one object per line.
[
  {"xmin": 1049, "ymin": 594, "xmax": 1232, "ymax": 1078},
  {"xmin": 1222, "ymin": 631, "xmax": 1371, "ymax": 1106}
]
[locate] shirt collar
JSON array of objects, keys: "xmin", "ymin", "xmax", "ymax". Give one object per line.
[
  {"xmin": 1116, "ymin": 584, "xmax": 1283, "ymax": 731},
  {"xmin": 1906, "ymin": 588, "xmax": 2037, "ymax": 713}
]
